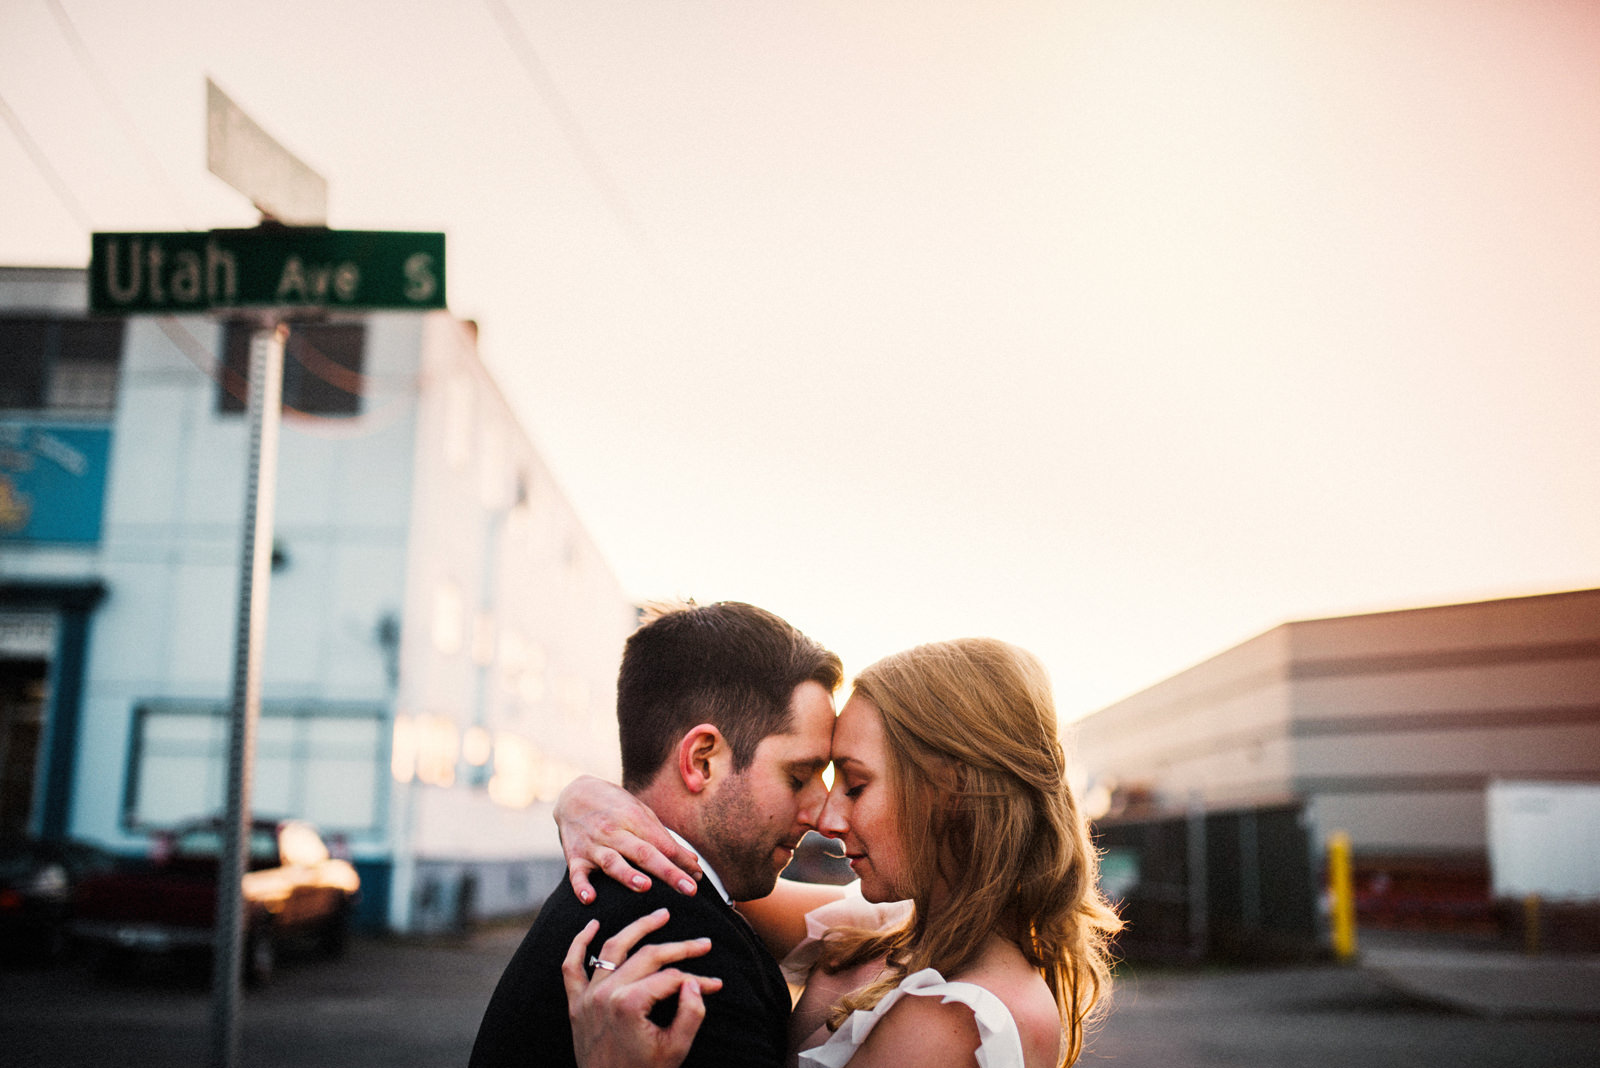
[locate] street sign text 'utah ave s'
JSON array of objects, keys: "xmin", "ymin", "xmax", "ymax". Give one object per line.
[{"xmin": 89, "ymin": 228, "xmax": 446, "ymax": 315}]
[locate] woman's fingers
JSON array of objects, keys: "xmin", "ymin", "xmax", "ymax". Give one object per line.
[
  {"xmin": 609, "ymin": 966, "xmax": 723, "ymax": 1011},
  {"xmin": 571, "ymin": 909, "xmax": 715, "ymax": 981},
  {"xmin": 594, "ymin": 846, "xmax": 653, "ymax": 894},
  {"xmin": 556, "ymin": 777, "xmax": 702, "ymax": 900},
  {"xmin": 564, "ymin": 909, "xmax": 718, "ymax": 995},
  {"xmin": 593, "ymin": 907, "xmax": 673, "ymax": 971},
  {"xmin": 561, "ymin": 919, "xmax": 601, "ymax": 1002},
  {"xmin": 611, "ymin": 936, "xmax": 713, "ymax": 983},
  {"xmin": 562, "ymin": 909, "xmax": 719, "ymax": 1068},
  {"xmin": 586, "ymin": 827, "xmax": 699, "ymax": 897},
  {"xmin": 567, "ymin": 860, "xmax": 600, "ymax": 906},
  {"xmin": 567, "ymin": 965, "xmax": 718, "ymax": 1068},
  {"xmin": 665, "ymin": 976, "xmax": 709, "ymax": 1055},
  {"xmin": 599, "ymin": 839, "xmax": 698, "ymax": 896},
  {"xmin": 630, "ymin": 825, "xmax": 703, "ymax": 894}
]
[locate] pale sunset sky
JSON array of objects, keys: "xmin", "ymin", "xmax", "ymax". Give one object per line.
[{"xmin": 3, "ymin": 0, "xmax": 1596, "ymax": 719}]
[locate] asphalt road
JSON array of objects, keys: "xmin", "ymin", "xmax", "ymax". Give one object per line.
[
  {"xmin": 3, "ymin": 922, "xmax": 1597, "ymax": 1068},
  {"xmin": 0, "ymin": 925, "xmax": 511, "ymax": 1068},
  {"xmin": 1082, "ymin": 957, "xmax": 1599, "ymax": 1068}
]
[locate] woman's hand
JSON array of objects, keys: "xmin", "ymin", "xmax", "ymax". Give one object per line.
[
  {"xmin": 556, "ymin": 775, "xmax": 702, "ymax": 903},
  {"xmin": 562, "ymin": 908, "xmax": 722, "ymax": 1068}
]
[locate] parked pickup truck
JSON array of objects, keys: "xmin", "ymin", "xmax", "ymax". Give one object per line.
[{"xmin": 72, "ymin": 818, "xmax": 359, "ymax": 984}]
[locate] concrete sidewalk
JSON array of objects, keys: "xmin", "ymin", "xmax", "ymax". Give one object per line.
[{"xmin": 1361, "ymin": 931, "xmax": 1600, "ymax": 1020}]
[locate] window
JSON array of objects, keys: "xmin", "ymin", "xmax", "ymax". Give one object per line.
[
  {"xmin": 125, "ymin": 703, "xmax": 386, "ymax": 834},
  {"xmin": 0, "ymin": 317, "xmax": 125, "ymax": 414},
  {"xmin": 218, "ymin": 320, "xmax": 366, "ymax": 416}
]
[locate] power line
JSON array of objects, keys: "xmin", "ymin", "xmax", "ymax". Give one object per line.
[
  {"xmin": 479, "ymin": 0, "xmax": 655, "ymax": 261},
  {"xmin": 44, "ymin": 0, "xmax": 196, "ymax": 229},
  {"xmin": 0, "ymin": 88, "xmax": 94, "ymax": 230}
]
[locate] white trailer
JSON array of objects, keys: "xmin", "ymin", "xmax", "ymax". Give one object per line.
[{"xmin": 1486, "ymin": 781, "xmax": 1600, "ymax": 902}]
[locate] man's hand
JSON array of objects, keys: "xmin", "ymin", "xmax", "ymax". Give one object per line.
[
  {"xmin": 562, "ymin": 910, "xmax": 721, "ymax": 1068},
  {"xmin": 556, "ymin": 775, "xmax": 702, "ymax": 903}
]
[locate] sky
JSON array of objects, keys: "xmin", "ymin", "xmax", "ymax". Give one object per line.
[{"xmin": 3, "ymin": 0, "xmax": 1597, "ymax": 720}]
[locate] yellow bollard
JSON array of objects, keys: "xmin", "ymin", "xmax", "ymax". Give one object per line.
[
  {"xmin": 1524, "ymin": 894, "xmax": 1542, "ymax": 956},
  {"xmin": 1328, "ymin": 831, "xmax": 1358, "ymax": 961}
]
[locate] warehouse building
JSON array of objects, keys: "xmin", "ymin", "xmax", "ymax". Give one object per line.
[{"xmin": 1075, "ymin": 587, "xmax": 1600, "ymax": 949}]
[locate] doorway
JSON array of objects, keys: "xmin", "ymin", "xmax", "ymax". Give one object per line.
[{"xmin": 0, "ymin": 658, "xmax": 50, "ymax": 836}]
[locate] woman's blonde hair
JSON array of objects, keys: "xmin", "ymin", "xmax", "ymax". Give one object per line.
[{"xmin": 820, "ymin": 638, "xmax": 1122, "ymax": 1066}]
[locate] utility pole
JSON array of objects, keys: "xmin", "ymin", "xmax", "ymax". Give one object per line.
[
  {"xmin": 210, "ymin": 318, "xmax": 284, "ymax": 1068},
  {"xmin": 89, "ymin": 78, "xmax": 444, "ymax": 1068}
]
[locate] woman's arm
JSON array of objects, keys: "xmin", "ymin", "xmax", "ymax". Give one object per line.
[
  {"xmin": 735, "ymin": 877, "xmax": 849, "ymax": 960},
  {"xmin": 838, "ymin": 993, "xmax": 984, "ymax": 1068}
]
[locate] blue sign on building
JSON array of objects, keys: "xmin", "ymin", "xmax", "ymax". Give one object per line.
[{"xmin": 0, "ymin": 420, "xmax": 113, "ymax": 544}]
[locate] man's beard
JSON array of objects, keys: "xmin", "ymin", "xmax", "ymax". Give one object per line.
[{"xmin": 700, "ymin": 772, "xmax": 787, "ymax": 902}]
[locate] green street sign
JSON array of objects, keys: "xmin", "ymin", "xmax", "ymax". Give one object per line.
[{"xmin": 89, "ymin": 228, "xmax": 446, "ymax": 314}]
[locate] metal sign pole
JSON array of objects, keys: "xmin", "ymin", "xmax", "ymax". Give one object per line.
[{"xmin": 210, "ymin": 319, "xmax": 285, "ymax": 1068}]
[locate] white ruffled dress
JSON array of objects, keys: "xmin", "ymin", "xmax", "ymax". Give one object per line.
[{"xmin": 782, "ymin": 887, "xmax": 1026, "ymax": 1068}]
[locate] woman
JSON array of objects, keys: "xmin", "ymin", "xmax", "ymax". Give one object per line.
[{"xmin": 562, "ymin": 638, "xmax": 1122, "ymax": 1068}]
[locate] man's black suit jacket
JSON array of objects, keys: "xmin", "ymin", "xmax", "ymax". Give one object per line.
[{"xmin": 468, "ymin": 871, "xmax": 791, "ymax": 1068}]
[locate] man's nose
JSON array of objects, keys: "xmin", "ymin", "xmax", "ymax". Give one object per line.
[{"xmin": 797, "ymin": 776, "xmax": 829, "ymax": 829}]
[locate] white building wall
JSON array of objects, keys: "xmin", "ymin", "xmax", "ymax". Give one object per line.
[
  {"xmin": 65, "ymin": 309, "xmax": 421, "ymax": 854},
  {"xmin": 5, "ymin": 268, "xmax": 637, "ymax": 931},
  {"xmin": 386, "ymin": 314, "xmax": 634, "ymax": 930}
]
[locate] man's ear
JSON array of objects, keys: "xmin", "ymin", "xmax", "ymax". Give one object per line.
[{"xmin": 676, "ymin": 724, "xmax": 726, "ymax": 794}]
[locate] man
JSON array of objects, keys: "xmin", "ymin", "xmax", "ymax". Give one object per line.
[{"xmin": 469, "ymin": 601, "xmax": 841, "ymax": 1068}]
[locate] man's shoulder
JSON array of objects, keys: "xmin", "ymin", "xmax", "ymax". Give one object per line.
[
  {"xmin": 590, "ymin": 872, "xmax": 715, "ymax": 913},
  {"xmin": 477, "ymin": 875, "xmax": 709, "ymax": 1016},
  {"xmin": 474, "ymin": 872, "xmax": 789, "ymax": 1068},
  {"xmin": 525, "ymin": 872, "xmax": 725, "ymax": 951},
  {"xmin": 545, "ymin": 872, "xmax": 719, "ymax": 920}
]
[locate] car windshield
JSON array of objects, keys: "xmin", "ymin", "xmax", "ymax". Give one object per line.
[{"xmin": 173, "ymin": 827, "xmax": 278, "ymax": 866}]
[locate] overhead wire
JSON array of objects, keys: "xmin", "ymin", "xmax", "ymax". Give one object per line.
[
  {"xmin": 43, "ymin": 0, "xmax": 196, "ymax": 230},
  {"xmin": 479, "ymin": 0, "xmax": 658, "ymax": 266},
  {"xmin": 477, "ymin": 0, "xmax": 721, "ymax": 364},
  {"xmin": 0, "ymin": 88, "xmax": 95, "ymax": 231}
]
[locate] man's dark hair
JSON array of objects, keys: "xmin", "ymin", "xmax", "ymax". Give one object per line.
[{"xmin": 617, "ymin": 601, "xmax": 842, "ymax": 790}]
